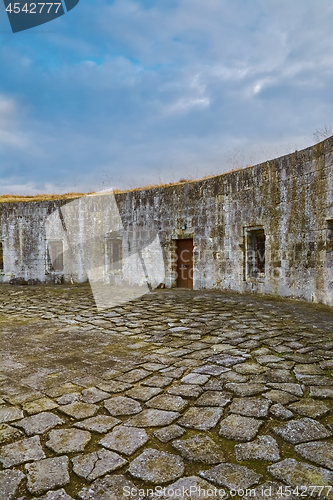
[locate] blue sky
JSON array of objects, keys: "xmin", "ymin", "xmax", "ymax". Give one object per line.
[{"xmin": 1, "ymin": 0, "xmax": 333, "ymax": 194}]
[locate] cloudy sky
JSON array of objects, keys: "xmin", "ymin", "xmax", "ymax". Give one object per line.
[{"xmin": 1, "ymin": 0, "xmax": 333, "ymax": 195}]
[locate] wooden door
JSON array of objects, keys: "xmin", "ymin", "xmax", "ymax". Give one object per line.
[{"xmin": 176, "ymin": 239, "xmax": 193, "ymax": 288}]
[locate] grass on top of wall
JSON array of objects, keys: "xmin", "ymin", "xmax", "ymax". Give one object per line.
[
  {"xmin": 0, "ymin": 193, "xmax": 93, "ymax": 203},
  {"xmin": 0, "ymin": 169, "xmax": 247, "ymax": 204}
]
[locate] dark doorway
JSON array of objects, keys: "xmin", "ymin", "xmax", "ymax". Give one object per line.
[
  {"xmin": 106, "ymin": 239, "xmax": 123, "ymax": 270},
  {"xmin": 0, "ymin": 241, "xmax": 3, "ymax": 271},
  {"xmin": 176, "ymin": 239, "xmax": 193, "ymax": 288},
  {"xmin": 48, "ymin": 240, "xmax": 64, "ymax": 271},
  {"xmin": 246, "ymin": 228, "xmax": 265, "ymax": 278}
]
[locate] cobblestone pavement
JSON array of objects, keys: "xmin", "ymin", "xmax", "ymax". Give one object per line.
[{"xmin": 1, "ymin": 284, "xmax": 333, "ymax": 500}]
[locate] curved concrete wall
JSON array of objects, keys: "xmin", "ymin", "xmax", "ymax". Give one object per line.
[{"xmin": 1, "ymin": 136, "xmax": 332, "ymax": 306}]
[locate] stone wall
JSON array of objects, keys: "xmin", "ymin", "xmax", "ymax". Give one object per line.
[{"xmin": 1, "ymin": 136, "xmax": 332, "ymax": 306}]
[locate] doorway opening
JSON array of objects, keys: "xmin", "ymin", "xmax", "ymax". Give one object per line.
[{"xmin": 176, "ymin": 239, "xmax": 193, "ymax": 288}]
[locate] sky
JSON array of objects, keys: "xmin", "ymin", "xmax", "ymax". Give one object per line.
[{"xmin": 0, "ymin": 0, "xmax": 333, "ymax": 195}]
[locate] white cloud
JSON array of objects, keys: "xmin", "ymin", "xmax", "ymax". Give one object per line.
[
  {"xmin": 1, "ymin": 0, "xmax": 333, "ymax": 194},
  {"xmin": 0, "ymin": 95, "xmax": 17, "ymax": 127},
  {"xmin": 0, "ymin": 95, "xmax": 31, "ymax": 149},
  {"xmin": 169, "ymin": 96, "xmax": 210, "ymax": 114}
]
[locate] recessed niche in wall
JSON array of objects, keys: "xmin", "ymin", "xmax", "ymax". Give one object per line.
[{"xmin": 244, "ymin": 227, "xmax": 266, "ymax": 279}]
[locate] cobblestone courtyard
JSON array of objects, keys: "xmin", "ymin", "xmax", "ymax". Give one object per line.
[{"xmin": 1, "ymin": 285, "xmax": 333, "ymax": 499}]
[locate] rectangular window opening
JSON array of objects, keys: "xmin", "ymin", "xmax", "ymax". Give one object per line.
[
  {"xmin": 0, "ymin": 242, "xmax": 3, "ymax": 271},
  {"xmin": 48, "ymin": 240, "xmax": 64, "ymax": 271},
  {"xmin": 327, "ymin": 220, "xmax": 333, "ymax": 252},
  {"xmin": 245, "ymin": 228, "xmax": 266, "ymax": 279},
  {"xmin": 106, "ymin": 239, "xmax": 123, "ymax": 270}
]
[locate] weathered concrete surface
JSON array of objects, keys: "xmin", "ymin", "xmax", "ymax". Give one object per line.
[
  {"xmin": 1, "ymin": 135, "xmax": 333, "ymax": 307},
  {"xmin": 0, "ymin": 284, "xmax": 333, "ymax": 499}
]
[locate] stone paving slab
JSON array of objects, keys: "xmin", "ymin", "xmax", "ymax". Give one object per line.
[
  {"xmin": 269, "ymin": 403, "xmax": 293, "ymax": 420},
  {"xmin": 100, "ymin": 426, "xmax": 149, "ymax": 455},
  {"xmin": 74, "ymin": 415, "xmax": 121, "ymax": 433},
  {"xmin": 124, "ymin": 409, "xmax": 180, "ymax": 427},
  {"xmin": 5, "ymin": 389, "xmax": 44, "ymax": 406},
  {"xmin": 71, "ymin": 449, "xmax": 127, "ymax": 480},
  {"xmin": 309, "ymin": 386, "xmax": 333, "ymax": 398},
  {"xmin": 0, "ymin": 469, "xmax": 25, "ymax": 500},
  {"xmin": 177, "ymin": 406, "xmax": 223, "ymax": 430},
  {"xmin": 234, "ymin": 362, "xmax": 267, "ymax": 374},
  {"xmin": 288, "ymin": 398, "xmax": 329, "ymax": 418},
  {"xmin": 58, "ymin": 402, "xmax": 98, "ymax": 419},
  {"xmin": 268, "ymin": 459, "xmax": 333, "ymax": 497},
  {"xmin": 0, "ymin": 423, "xmax": 23, "ymax": 444},
  {"xmin": 200, "ymin": 463, "xmax": 262, "ymax": 490},
  {"xmin": 128, "ymin": 448, "xmax": 184, "ymax": 483},
  {"xmin": 96, "ymin": 380, "xmax": 133, "ymax": 393},
  {"xmin": 193, "ymin": 364, "xmax": 230, "ymax": 376},
  {"xmin": 22, "ymin": 397, "xmax": 58, "ymax": 414},
  {"xmin": 219, "ymin": 414, "xmax": 263, "ymax": 441},
  {"xmin": 56, "ymin": 393, "xmax": 81, "ymax": 405},
  {"xmin": 0, "ymin": 406, "xmax": 24, "ymax": 423},
  {"xmin": 104, "ymin": 396, "xmax": 142, "ymax": 416},
  {"xmin": 1, "ymin": 285, "xmax": 333, "ymax": 499},
  {"xmin": 125, "ymin": 386, "xmax": 162, "ymax": 401},
  {"xmin": 13, "ymin": 411, "xmax": 64, "ymax": 435},
  {"xmin": 229, "ymin": 397, "xmax": 270, "ymax": 417},
  {"xmin": 263, "ymin": 389, "xmax": 299, "ymax": 404},
  {"xmin": 46, "ymin": 383, "xmax": 83, "ymax": 398},
  {"xmin": 207, "ymin": 354, "xmax": 246, "ymax": 367},
  {"xmin": 25, "ymin": 456, "xmax": 70, "ymax": 494},
  {"xmin": 167, "ymin": 384, "xmax": 203, "ymax": 397},
  {"xmin": 146, "ymin": 394, "xmax": 188, "ymax": 411},
  {"xmin": 180, "ymin": 373, "xmax": 210, "ymax": 385},
  {"xmin": 225, "ymin": 383, "xmax": 267, "ymax": 397},
  {"xmin": 116, "ymin": 369, "xmax": 151, "ymax": 384},
  {"xmin": 46, "ymin": 429, "xmax": 91, "ymax": 454},
  {"xmin": 234, "ymin": 435, "xmax": 280, "ymax": 462},
  {"xmin": 266, "ymin": 369, "xmax": 295, "ymax": 383},
  {"xmin": 0, "ymin": 435, "xmax": 46, "ymax": 467},
  {"xmin": 273, "ymin": 418, "xmax": 332, "ymax": 444},
  {"xmin": 81, "ymin": 387, "xmax": 110, "ymax": 404},
  {"xmin": 267, "ymin": 383, "xmax": 303, "ymax": 396},
  {"xmin": 32, "ymin": 489, "xmax": 75, "ymax": 500},
  {"xmin": 219, "ymin": 371, "xmax": 248, "ymax": 384},
  {"xmin": 153, "ymin": 424, "xmax": 185, "ymax": 443},
  {"xmin": 149, "ymin": 476, "xmax": 228, "ymax": 499},
  {"xmin": 295, "ymin": 441, "xmax": 333, "ymax": 471},
  {"xmin": 78, "ymin": 474, "xmax": 144, "ymax": 500},
  {"xmin": 141, "ymin": 375, "xmax": 173, "ymax": 388},
  {"xmin": 172, "ymin": 434, "xmax": 225, "ymax": 464}
]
